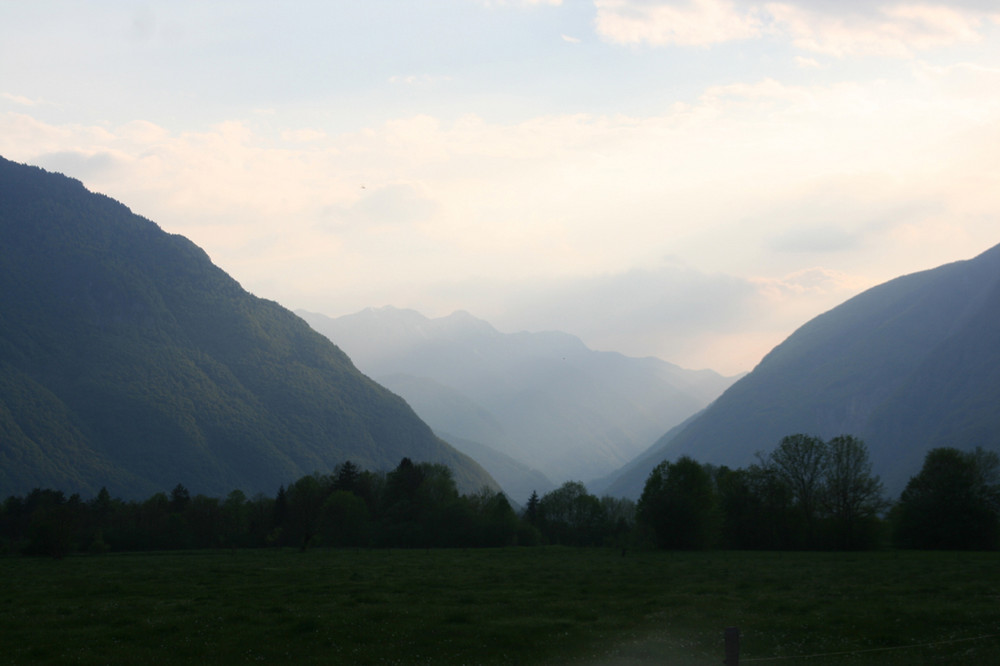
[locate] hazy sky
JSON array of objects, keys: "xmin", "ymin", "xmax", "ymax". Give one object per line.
[{"xmin": 3, "ymin": 1, "xmax": 999, "ymax": 374}]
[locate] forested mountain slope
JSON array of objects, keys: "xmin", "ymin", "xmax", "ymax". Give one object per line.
[
  {"xmin": 0, "ymin": 156, "xmax": 495, "ymax": 498},
  {"xmin": 298, "ymin": 307, "xmax": 737, "ymax": 489},
  {"xmin": 606, "ymin": 243, "xmax": 1000, "ymax": 498}
]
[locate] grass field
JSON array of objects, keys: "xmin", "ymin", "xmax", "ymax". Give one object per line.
[{"xmin": 2, "ymin": 547, "xmax": 998, "ymax": 664}]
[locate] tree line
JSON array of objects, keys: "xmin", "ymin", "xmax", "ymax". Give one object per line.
[
  {"xmin": 637, "ymin": 435, "xmax": 1000, "ymax": 551},
  {"xmin": 3, "ymin": 437, "xmax": 998, "ymax": 557},
  {"xmin": 1, "ymin": 458, "xmax": 523, "ymax": 558}
]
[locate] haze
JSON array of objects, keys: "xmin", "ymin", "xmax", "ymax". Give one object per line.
[{"xmin": 3, "ymin": 1, "xmax": 999, "ymax": 374}]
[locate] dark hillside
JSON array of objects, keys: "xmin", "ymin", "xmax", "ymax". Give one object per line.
[
  {"xmin": 605, "ymin": 243, "xmax": 1000, "ymax": 497},
  {"xmin": 0, "ymin": 156, "xmax": 495, "ymax": 498}
]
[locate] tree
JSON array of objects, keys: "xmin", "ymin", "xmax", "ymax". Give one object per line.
[
  {"xmin": 24, "ymin": 489, "xmax": 80, "ymax": 558},
  {"xmin": 2, "ymin": 495, "xmax": 29, "ymax": 549},
  {"xmin": 139, "ymin": 492, "xmax": 171, "ymax": 550},
  {"xmin": 893, "ymin": 447, "xmax": 1000, "ymax": 550},
  {"xmin": 412, "ymin": 463, "xmax": 461, "ymax": 545},
  {"xmin": 89, "ymin": 487, "xmax": 113, "ymax": 527},
  {"xmin": 382, "ymin": 457, "xmax": 424, "ymax": 527},
  {"xmin": 466, "ymin": 488, "xmax": 518, "ymax": 547},
  {"xmin": 524, "ymin": 491, "xmax": 540, "ymax": 525},
  {"xmin": 169, "ymin": 484, "xmax": 191, "ymax": 513},
  {"xmin": 765, "ymin": 434, "xmax": 827, "ymax": 545},
  {"xmin": 518, "ymin": 491, "xmax": 543, "ymax": 546},
  {"xmin": 599, "ymin": 495, "xmax": 636, "ymax": 548},
  {"xmin": 271, "ymin": 485, "xmax": 289, "ymax": 545},
  {"xmin": 537, "ymin": 482, "xmax": 606, "ymax": 546},
  {"xmin": 317, "ymin": 490, "xmax": 370, "ymax": 547},
  {"xmin": 333, "ymin": 461, "xmax": 361, "ymax": 493},
  {"xmin": 717, "ymin": 464, "xmax": 797, "ymax": 550},
  {"xmin": 637, "ymin": 457, "xmax": 718, "ymax": 549},
  {"xmin": 285, "ymin": 474, "xmax": 328, "ymax": 550},
  {"xmin": 351, "ymin": 470, "xmax": 384, "ymax": 518},
  {"xmin": 246, "ymin": 492, "xmax": 275, "ymax": 547},
  {"xmin": 821, "ymin": 435, "xmax": 887, "ymax": 549},
  {"xmin": 186, "ymin": 495, "xmax": 222, "ymax": 548},
  {"xmin": 381, "ymin": 459, "xmax": 462, "ymax": 547},
  {"xmin": 221, "ymin": 490, "xmax": 250, "ymax": 547}
]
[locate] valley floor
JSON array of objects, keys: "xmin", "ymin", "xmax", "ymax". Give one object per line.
[{"xmin": 2, "ymin": 547, "xmax": 997, "ymax": 664}]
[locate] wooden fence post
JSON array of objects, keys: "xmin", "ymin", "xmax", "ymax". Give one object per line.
[{"xmin": 724, "ymin": 626, "xmax": 740, "ymax": 665}]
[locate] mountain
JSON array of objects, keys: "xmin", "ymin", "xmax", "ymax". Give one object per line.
[
  {"xmin": 604, "ymin": 243, "xmax": 1000, "ymax": 498},
  {"xmin": 297, "ymin": 307, "xmax": 737, "ymax": 499},
  {"xmin": 0, "ymin": 156, "xmax": 496, "ymax": 499},
  {"xmin": 372, "ymin": 373, "xmax": 555, "ymax": 503}
]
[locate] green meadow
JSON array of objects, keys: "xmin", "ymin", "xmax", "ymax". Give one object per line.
[{"xmin": 2, "ymin": 547, "xmax": 998, "ymax": 664}]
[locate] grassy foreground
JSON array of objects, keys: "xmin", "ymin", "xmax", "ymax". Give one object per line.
[{"xmin": 2, "ymin": 547, "xmax": 998, "ymax": 664}]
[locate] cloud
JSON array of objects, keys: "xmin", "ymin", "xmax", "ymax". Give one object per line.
[
  {"xmin": 502, "ymin": 264, "xmax": 760, "ymax": 336},
  {"xmin": 753, "ymin": 267, "xmax": 869, "ymax": 299},
  {"xmin": 477, "ymin": 0, "xmax": 563, "ymax": 6},
  {"xmin": 324, "ymin": 182, "xmax": 440, "ymax": 232},
  {"xmin": 2, "ymin": 92, "xmax": 46, "ymax": 107},
  {"xmin": 793, "ymin": 55, "xmax": 823, "ymax": 68},
  {"xmin": 388, "ymin": 74, "xmax": 452, "ymax": 86},
  {"xmin": 595, "ymin": 0, "xmax": 763, "ymax": 47},
  {"xmin": 34, "ymin": 150, "xmax": 124, "ymax": 180},
  {"xmin": 433, "ymin": 260, "xmax": 865, "ymax": 374},
  {"xmin": 767, "ymin": 2, "xmax": 987, "ymax": 57},
  {"xmin": 2, "ymin": 56, "xmax": 998, "ymax": 371},
  {"xmin": 593, "ymin": 1, "xmax": 994, "ymax": 56},
  {"xmin": 281, "ymin": 128, "xmax": 327, "ymax": 143},
  {"xmin": 769, "ymin": 225, "xmax": 860, "ymax": 254},
  {"xmin": 417, "ymin": 262, "xmax": 763, "ymax": 371}
]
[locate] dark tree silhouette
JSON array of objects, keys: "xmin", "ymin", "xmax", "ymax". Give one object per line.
[
  {"xmin": 717, "ymin": 464, "xmax": 797, "ymax": 550},
  {"xmin": 169, "ymin": 484, "xmax": 191, "ymax": 513},
  {"xmin": 893, "ymin": 447, "xmax": 1000, "ymax": 550},
  {"xmin": 333, "ymin": 461, "xmax": 361, "ymax": 493},
  {"xmin": 821, "ymin": 435, "xmax": 887, "ymax": 549},
  {"xmin": 637, "ymin": 456, "xmax": 717, "ymax": 550},
  {"xmin": 524, "ymin": 491, "xmax": 539, "ymax": 525},
  {"xmin": 537, "ymin": 481, "xmax": 606, "ymax": 546},
  {"xmin": 764, "ymin": 434, "xmax": 827, "ymax": 546}
]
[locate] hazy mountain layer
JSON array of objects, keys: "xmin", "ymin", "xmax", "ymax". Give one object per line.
[
  {"xmin": 298, "ymin": 307, "xmax": 737, "ymax": 493},
  {"xmin": 0, "ymin": 156, "xmax": 496, "ymax": 498},
  {"xmin": 605, "ymin": 243, "xmax": 1000, "ymax": 498},
  {"xmin": 373, "ymin": 372, "xmax": 556, "ymax": 503}
]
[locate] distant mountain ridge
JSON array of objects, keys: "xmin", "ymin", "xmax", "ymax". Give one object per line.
[
  {"xmin": 298, "ymin": 307, "xmax": 737, "ymax": 500},
  {"xmin": 0, "ymin": 156, "xmax": 496, "ymax": 498},
  {"xmin": 605, "ymin": 243, "xmax": 1000, "ymax": 498}
]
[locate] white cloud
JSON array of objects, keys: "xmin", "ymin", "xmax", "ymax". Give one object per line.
[
  {"xmin": 595, "ymin": 0, "xmax": 762, "ymax": 47},
  {"xmin": 453, "ymin": 261, "xmax": 868, "ymax": 374},
  {"xmin": 2, "ymin": 92, "xmax": 46, "ymax": 106},
  {"xmin": 753, "ymin": 267, "xmax": 870, "ymax": 299},
  {"xmin": 281, "ymin": 128, "xmax": 327, "ymax": 143},
  {"xmin": 33, "ymin": 150, "xmax": 124, "ymax": 180},
  {"xmin": 3, "ymin": 56, "xmax": 999, "ymax": 371},
  {"xmin": 770, "ymin": 225, "xmax": 860, "ymax": 254},
  {"xmin": 388, "ymin": 74, "xmax": 452, "ymax": 86},
  {"xmin": 594, "ymin": 1, "xmax": 994, "ymax": 56},
  {"xmin": 767, "ymin": 2, "xmax": 986, "ymax": 57},
  {"xmin": 325, "ymin": 182, "xmax": 440, "ymax": 232},
  {"xmin": 478, "ymin": 0, "xmax": 563, "ymax": 6}
]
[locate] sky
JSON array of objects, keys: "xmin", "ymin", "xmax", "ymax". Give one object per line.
[{"xmin": 2, "ymin": 1, "xmax": 999, "ymax": 375}]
